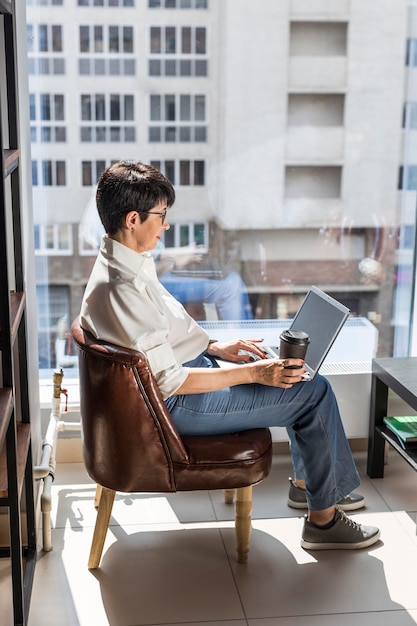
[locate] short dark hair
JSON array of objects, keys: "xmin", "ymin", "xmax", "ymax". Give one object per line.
[{"xmin": 96, "ymin": 160, "xmax": 175, "ymax": 235}]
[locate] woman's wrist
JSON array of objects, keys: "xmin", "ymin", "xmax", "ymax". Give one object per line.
[{"xmin": 205, "ymin": 339, "xmax": 218, "ymax": 356}]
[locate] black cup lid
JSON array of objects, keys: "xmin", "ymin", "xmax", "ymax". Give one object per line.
[{"xmin": 280, "ymin": 329, "xmax": 310, "ymax": 344}]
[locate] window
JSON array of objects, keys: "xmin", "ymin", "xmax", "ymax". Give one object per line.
[
  {"xmin": 80, "ymin": 94, "xmax": 135, "ymax": 142},
  {"xmin": 149, "ymin": 94, "xmax": 206, "ymax": 142},
  {"xmin": 403, "ymin": 102, "xmax": 417, "ymax": 129},
  {"xmin": 398, "ymin": 166, "xmax": 417, "ymax": 190},
  {"xmin": 27, "ymin": 23, "xmax": 65, "ymax": 74},
  {"xmin": 151, "ymin": 159, "xmax": 205, "ymax": 185},
  {"xmin": 32, "ymin": 160, "xmax": 66, "ymax": 186},
  {"xmin": 163, "ymin": 221, "xmax": 208, "ymax": 248},
  {"xmin": 148, "ymin": 0, "xmax": 208, "ymax": 8},
  {"xmin": 81, "ymin": 160, "xmax": 107, "ymax": 185},
  {"xmin": 149, "ymin": 26, "xmax": 207, "ymax": 76},
  {"xmin": 36, "ymin": 285, "xmax": 71, "ymax": 368},
  {"xmin": 34, "ymin": 224, "xmax": 73, "ymax": 254},
  {"xmin": 78, "ymin": 25, "xmax": 134, "ymax": 75},
  {"xmin": 406, "ymin": 38, "xmax": 417, "ymax": 66},
  {"xmin": 30, "ymin": 93, "xmax": 66, "ymax": 142},
  {"xmin": 78, "ymin": 0, "xmax": 134, "ymax": 6},
  {"xmin": 25, "ymin": 0, "xmax": 417, "ymax": 379}
]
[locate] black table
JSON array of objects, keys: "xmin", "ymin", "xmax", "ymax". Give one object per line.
[{"xmin": 367, "ymin": 357, "xmax": 417, "ymax": 477}]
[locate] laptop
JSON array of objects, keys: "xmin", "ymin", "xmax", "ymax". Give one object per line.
[{"xmin": 259, "ymin": 286, "xmax": 350, "ymax": 380}]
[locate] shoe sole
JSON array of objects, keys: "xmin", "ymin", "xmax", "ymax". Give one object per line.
[
  {"xmin": 301, "ymin": 529, "xmax": 381, "ymax": 551},
  {"xmin": 288, "ymin": 498, "xmax": 366, "ymax": 512}
]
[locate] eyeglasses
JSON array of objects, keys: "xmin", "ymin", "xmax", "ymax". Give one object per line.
[{"xmin": 147, "ymin": 209, "xmax": 167, "ymax": 225}]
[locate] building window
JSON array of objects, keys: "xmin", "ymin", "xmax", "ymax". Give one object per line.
[
  {"xmin": 149, "ymin": 94, "xmax": 207, "ymax": 142},
  {"xmin": 27, "ymin": 23, "xmax": 65, "ymax": 74},
  {"xmin": 36, "ymin": 284, "xmax": 71, "ymax": 368},
  {"xmin": 406, "ymin": 38, "xmax": 417, "ymax": 66},
  {"xmin": 151, "ymin": 159, "xmax": 205, "ymax": 185},
  {"xmin": 148, "ymin": 0, "xmax": 208, "ymax": 8},
  {"xmin": 149, "ymin": 26, "xmax": 207, "ymax": 76},
  {"xmin": 81, "ymin": 160, "xmax": 108, "ymax": 186},
  {"xmin": 29, "ymin": 93, "xmax": 66, "ymax": 142},
  {"xmin": 78, "ymin": 25, "xmax": 135, "ymax": 75},
  {"xmin": 80, "ymin": 93, "xmax": 135, "ymax": 142},
  {"xmin": 399, "ymin": 165, "xmax": 417, "ymax": 190},
  {"xmin": 32, "ymin": 160, "xmax": 67, "ymax": 186},
  {"xmin": 163, "ymin": 221, "xmax": 208, "ymax": 248},
  {"xmin": 403, "ymin": 102, "xmax": 417, "ymax": 129},
  {"xmin": 34, "ymin": 224, "xmax": 73, "ymax": 254},
  {"xmin": 78, "ymin": 0, "xmax": 134, "ymax": 6}
]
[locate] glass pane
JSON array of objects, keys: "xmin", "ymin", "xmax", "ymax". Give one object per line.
[
  {"xmin": 150, "ymin": 27, "xmax": 161, "ymax": 53},
  {"xmin": 195, "ymin": 27, "xmax": 205, "ymax": 53},
  {"xmin": 179, "ymin": 224, "xmax": 189, "ymax": 246},
  {"xmin": 165, "ymin": 27, "xmax": 176, "ymax": 53},
  {"xmin": 165, "ymin": 59, "xmax": 176, "ymax": 75},
  {"xmin": 165, "ymin": 160, "xmax": 175, "ymax": 183},
  {"xmin": 52, "ymin": 25, "xmax": 62, "ymax": 51},
  {"xmin": 180, "ymin": 59, "xmax": 191, "ymax": 76},
  {"xmin": 180, "ymin": 160, "xmax": 190, "ymax": 185},
  {"xmin": 81, "ymin": 95, "xmax": 91, "ymax": 120},
  {"xmin": 194, "ymin": 94, "xmax": 205, "ymax": 120},
  {"xmin": 123, "ymin": 26, "xmax": 133, "ymax": 52},
  {"xmin": 180, "ymin": 95, "xmax": 190, "ymax": 120},
  {"xmin": 109, "ymin": 26, "xmax": 119, "ymax": 52},
  {"xmin": 57, "ymin": 225, "xmax": 70, "ymax": 249},
  {"xmin": 124, "ymin": 95, "xmax": 134, "ymax": 120},
  {"xmin": 193, "ymin": 223, "xmax": 205, "ymax": 245},
  {"xmin": 181, "ymin": 27, "xmax": 191, "ymax": 53},
  {"xmin": 94, "ymin": 26, "xmax": 103, "ymax": 52},
  {"xmin": 56, "ymin": 161, "xmax": 66, "ymax": 185},
  {"xmin": 110, "ymin": 94, "xmax": 120, "ymax": 120},
  {"xmin": 194, "ymin": 160, "xmax": 204, "ymax": 185},
  {"xmin": 95, "ymin": 95, "xmax": 106, "ymax": 120},
  {"xmin": 150, "ymin": 95, "xmax": 161, "ymax": 120},
  {"xmin": 149, "ymin": 59, "xmax": 161, "ymax": 75},
  {"xmin": 39, "ymin": 24, "xmax": 48, "ymax": 51},
  {"xmin": 54, "ymin": 95, "xmax": 65, "ymax": 120},
  {"xmin": 80, "ymin": 26, "xmax": 90, "ymax": 52},
  {"xmin": 82, "ymin": 161, "xmax": 92, "ymax": 185},
  {"xmin": 40, "ymin": 94, "xmax": 50, "ymax": 120},
  {"xmin": 165, "ymin": 94, "xmax": 176, "ymax": 120}
]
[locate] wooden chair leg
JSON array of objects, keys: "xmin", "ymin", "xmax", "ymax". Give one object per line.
[
  {"xmin": 234, "ymin": 485, "xmax": 252, "ymax": 564},
  {"xmin": 88, "ymin": 487, "xmax": 116, "ymax": 569},
  {"xmin": 224, "ymin": 488, "xmax": 235, "ymax": 504},
  {"xmin": 94, "ymin": 484, "xmax": 103, "ymax": 509}
]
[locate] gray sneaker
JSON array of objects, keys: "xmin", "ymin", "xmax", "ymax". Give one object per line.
[
  {"xmin": 288, "ymin": 478, "xmax": 365, "ymax": 511},
  {"xmin": 301, "ymin": 507, "xmax": 380, "ymax": 550}
]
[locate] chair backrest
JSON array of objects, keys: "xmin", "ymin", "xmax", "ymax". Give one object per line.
[{"xmin": 71, "ymin": 317, "xmax": 189, "ymax": 493}]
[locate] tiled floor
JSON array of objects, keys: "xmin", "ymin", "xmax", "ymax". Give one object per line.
[{"xmin": 3, "ymin": 448, "xmax": 417, "ymax": 625}]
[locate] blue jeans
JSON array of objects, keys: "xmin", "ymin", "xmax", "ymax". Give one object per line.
[
  {"xmin": 160, "ymin": 271, "xmax": 253, "ymax": 320},
  {"xmin": 165, "ymin": 353, "xmax": 360, "ymax": 511}
]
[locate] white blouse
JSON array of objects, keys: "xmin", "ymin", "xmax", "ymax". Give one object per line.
[{"xmin": 80, "ymin": 235, "xmax": 209, "ymax": 399}]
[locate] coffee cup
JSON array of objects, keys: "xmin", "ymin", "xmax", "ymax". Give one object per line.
[{"xmin": 279, "ymin": 329, "xmax": 310, "ymax": 368}]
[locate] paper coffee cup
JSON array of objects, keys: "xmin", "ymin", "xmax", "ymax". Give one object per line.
[{"xmin": 279, "ymin": 329, "xmax": 310, "ymax": 367}]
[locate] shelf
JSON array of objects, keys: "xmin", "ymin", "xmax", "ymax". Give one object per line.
[
  {"xmin": 0, "ymin": 423, "xmax": 31, "ymax": 499},
  {"xmin": 376, "ymin": 424, "xmax": 417, "ymax": 472},
  {"xmin": 2, "ymin": 149, "xmax": 19, "ymax": 177},
  {"xmin": 0, "ymin": 389, "xmax": 13, "ymax": 449}
]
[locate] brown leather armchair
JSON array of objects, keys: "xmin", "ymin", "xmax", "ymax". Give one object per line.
[{"xmin": 71, "ymin": 317, "xmax": 273, "ymax": 568}]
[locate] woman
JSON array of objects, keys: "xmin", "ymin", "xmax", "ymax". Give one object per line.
[{"xmin": 80, "ymin": 160, "xmax": 380, "ymax": 551}]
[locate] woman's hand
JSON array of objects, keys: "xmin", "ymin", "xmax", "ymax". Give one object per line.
[
  {"xmin": 206, "ymin": 338, "xmax": 306, "ymax": 388},
  {"xmin": 206, "ymin": 338, "xmax": 267, "ymax": 362},
  {"xmin": 250, "ymin": 358, "xmax": 306, "ymax": 388}
]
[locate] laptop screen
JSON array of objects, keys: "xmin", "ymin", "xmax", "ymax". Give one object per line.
[{"xmin": 288, "ymin": 286, "xmax": 350, "ymax": 376}]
